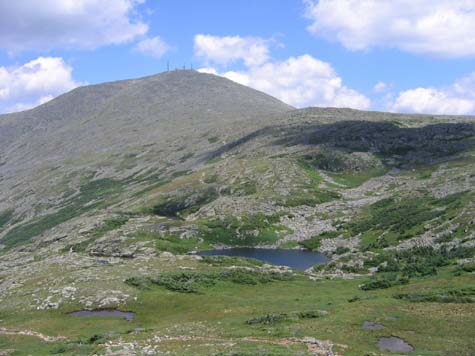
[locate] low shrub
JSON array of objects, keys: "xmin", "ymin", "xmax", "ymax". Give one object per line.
[
  {"xmin": 394, "ymin": 287, "xmax": 475, "ymax": 303},
  {"xmin": 460, "ymin": 263, "xmax": 475, "ymax": 272},
  {"xmin": 126, "ymin": 269, "xmax": 295, "ymax": 293},
  {"xmin": 297, "ymin": 310, "xmax": 324, "ymax": 319},
  {"xmin": 91, "ymin": 217, "xmax": 128, "ymax": 238},
  {"xmin": 152, "ymin": 188, "xmax": 218, "ymax": 218},
  {"xmin": 246, "ymin": 310, "xmax": 324, "ymax": 325},
  {"xmin": 124, "ymin": 276, "xmax": 154, "ymax": 290},
  {"xmin": 335, "ymin": 246, "xmax": 350, "ymax": 255},
  {"xmin": 199, "ymin": 213, "xmax": 286, "ymax": 246},
  {"xmin": 154, "ymin": 272, "xmax": 216, "ymax": 293},
  {"xmin": 360, "ymin": 274, "xmax": 409, "ymax": 290},
  {"xmin": 219, "ymin": 269, "xmax": 294, "ymax": 285},
  {"xmin": 299, "ymin": 231, "xmax": 339, "ymax": 250},
  {"xmin": 246, "ymin": 313, "xmax": 289, "ymax": 325},
  {"xmin": 200, "ymin": 255, "xmax": 264, "ymax": 267},
  {"xmin": 365, "ymin": 245, "xmax": 475, "ymax": 279}
]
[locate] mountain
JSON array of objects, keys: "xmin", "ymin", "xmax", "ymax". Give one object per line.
[
  {"xmin": 0, "ymin": 71, "xmax": 474, "ymax": 355},
  {"xmin": 0, "ymin": 70, "xmax": 292, "ymax": 228}
]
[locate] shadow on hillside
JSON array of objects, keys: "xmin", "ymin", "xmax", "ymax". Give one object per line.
[{"xmin": 205, "ymin": 120, "xmax": 475, "ymax": 166}]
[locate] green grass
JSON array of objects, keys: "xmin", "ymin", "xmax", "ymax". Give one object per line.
[
  {"xmin": 328, "ymin": 168, "xmax": 387, "ymax": 188},
  {"xmin": 2, "ymin": 264, "xmax": 474, "ymax": 355},
  {"xmin": 2, "ymin": 178, "xmax": 123, "ymax": 249},
  {"xmin": 0, "ymin": 208, "xmax": 14, "ymax": 231}
]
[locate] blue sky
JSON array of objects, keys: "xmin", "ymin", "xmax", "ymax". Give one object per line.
[{"xmin": 1, "ymin": 0, "xmax": 474, "ymax": 115}]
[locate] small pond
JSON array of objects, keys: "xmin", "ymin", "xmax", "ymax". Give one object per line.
[
  {"xmin": 70, "ymin": 310, "xmax": 135, "ymax": 321},
  {"xmin": 198, "ymin": 248, "xmax": 328, "ymax": 270}
]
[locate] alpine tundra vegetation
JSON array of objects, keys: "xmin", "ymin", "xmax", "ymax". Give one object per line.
[{"xmin": 0, "ymin": 71, "xmax": 475, "ymax": 355}]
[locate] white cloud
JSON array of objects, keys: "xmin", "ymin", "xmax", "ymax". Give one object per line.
[
  {"xmin": 304, "ymin": 0, "xmax": 475, "ymax": 57},
  {"xmin": 0, "ymin": 0, "xmax": 148, "ymax": 52},
  {"xmin": 0, "ymin": 57, "xmax": 80, "ymax": 113},
  {"xmin": 134, "ymin": 36, "xmax": 170, "ymax": 58},
  {"xmin": 390, "ymin": 73, "xmax": 475, "ymax": 115},
  {"xmin": 194, "ymin": 34, "xmax": 270, "ymax": 67},
  {"xmin": 198, "ymin": 54, "xmax": 370, "ymax": 110},
  {"xmin": 195, "ymin": 34, "xmax": 369, "ymax": 110},
  {"xmin": 373, "ymin": 81, "xmax": 389, "ymax": 93}
]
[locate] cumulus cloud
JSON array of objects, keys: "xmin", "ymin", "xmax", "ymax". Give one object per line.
[
  {"xmin": 0, "ymin": 0, "xmax": 148, "ymax": 52},
  {"xmin": 195, "ymin": 35, "xmax": 369, "ymax": 109},
  {"xmin": 304, "ymin": 0, "xmax": 475, "ymax": 57},
  {"xmin": 134, "ymin": 36, "xmax": 170, "ymax": 58},
  {"xmin": 0, "ymin": 57, "xmax": 80, "ymax": 113},
  {"xmin": 390, "ymin": 73, "xmax": 475, "ymax": 115},
  {"xmin": 194, "ymin": 34, "xmax": 270, "ymax": 67}
]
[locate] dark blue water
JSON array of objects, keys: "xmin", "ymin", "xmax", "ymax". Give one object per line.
[
  {"xmin": 70, "ymin": 310, "xmax": 135, "ymax": 321},
  {"xmin": 199, "ymin": 248, "xmax": 328, "ymax": 270}
]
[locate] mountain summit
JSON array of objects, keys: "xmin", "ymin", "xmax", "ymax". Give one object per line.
[{"xmin": 0, "ymin": 70, "xmax": 292, "ymax": 162}]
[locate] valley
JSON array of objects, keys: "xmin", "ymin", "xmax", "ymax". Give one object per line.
[{"xmin": 0, "ymin": 71, "xmax": 474, "ymax": 355}]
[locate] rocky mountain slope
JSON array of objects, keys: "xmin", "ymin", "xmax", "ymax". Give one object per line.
[{"xmin": 0, "ymin": 70, "xmax": 474, "ymax": 355}]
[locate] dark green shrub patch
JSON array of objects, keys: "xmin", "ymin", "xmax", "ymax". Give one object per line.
[
  {"xmin": 0, "ymin": 208, "xmax": 14, "ymax": 231},
  {"xmin": 152, "ymin": 188, "xmax": 218, "ymax": 218},
  {"xmin": 278, "ymin": 191, "xmax": 340, "ymax": 208},
  {"xmin": 207, "ymin": 136, "xmax": 219, "ymax": 144},
  {"xmin": 200, "ymin": 255, "xmax": 264, "ymax": 267},
  {"xmin": 365, "ymin": 245, "xmax": 475, "ymax": 279},
  {"xmin": 246, "ymin": 313, "xmax": 289, "ymax": 325},
  {"xmin": 360, "ymin": 273, "xmax": 409, "ymax": 290},
  {"xmin": 87, "ymin": 334, "xmax": 105, "ymax": 344},
  {"xmin": 154, "ymin": 234, "xmax": 201, "ymax": 254},
  {"xmin": 394, "ymin": 287, "xmax": 475, "ymax": 303},
  {"xmin": 335, "ymin": 246, "xmax": 351, "ymax": 255},
  {"xmin": 124, "ymin": 276, "xmax": 154, "ymax": 290},
  {"xmin": 218, "ymin": 269, "xmax": 294, "ymax": 285},
  {"xmin": 299, "ymin": 230, "xmax": 339, "ymax": 250},
  {"xmin": 275, "ymin": 158, "xmax": 340, "ymax": 207},
  {"xmin": 344, "ymin": 192, "xmax": 472, "ymax": 249},
  {"xmin": 199, "ymin": 213, "xmax": 287, "ymax": 246},
  {"xmin": 62, "ymin": 238, "xmax": 93, "ymax": 253},
  {"xmin": 91, "ymin": 216, "xmax": 129, "ymax": 238},
  {"xmin": 462, "ymin": 263, "xmax": 475, "ymax": 272},
  {"xmin": 297, "ymin": 310, "xmax": 325, "ymax": 319},
  {"xmin": 459, "ymin": 263, "xmax": 475, "ymax": 273},
  {"xmin": 154, "ymin": 271, "xmax": 217, "ymax": 293},
  {"xmin": 126, "ymin": 269, "xmax": 295, "ymax": 293},
  {"xmin": 246, "ymin": 310, "xmax": 324, "ymax": 325}
]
